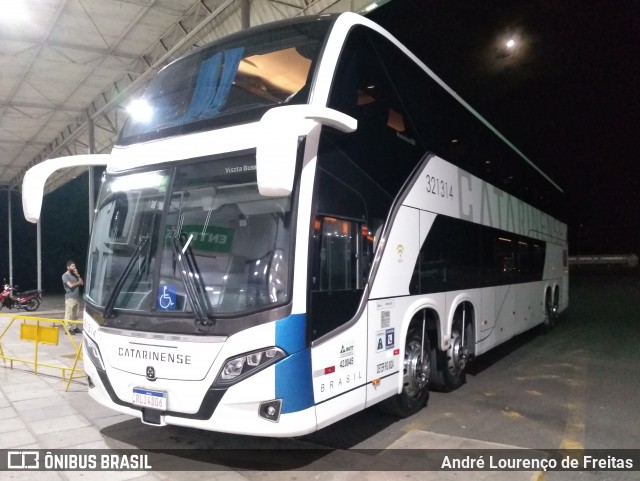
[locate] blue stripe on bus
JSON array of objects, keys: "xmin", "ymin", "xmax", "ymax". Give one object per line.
[
  {"xmin": 275, "ymin": 313, "xmax": 306, "ymax": 353},
  {"xmin": 275, "ymin": 314, "xmax": 314, "ymax": 413}
]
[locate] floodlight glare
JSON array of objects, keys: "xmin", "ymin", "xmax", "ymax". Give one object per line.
[
  {"xmin": 126, "ymin": 98, "xmax": 154, "ymax": 123},
  {"xmin": 0, "ymin": 1, "xmax": 29, "ymax": 23}
]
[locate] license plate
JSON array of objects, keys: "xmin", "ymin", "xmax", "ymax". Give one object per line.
[{"xmin": 132, "ymin": 387, "xmax": 167, "ymax": 411}]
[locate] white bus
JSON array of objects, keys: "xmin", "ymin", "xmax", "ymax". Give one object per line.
[{"xmin": 23, "ymin": 12, "xmax": 568, "ymax": 436}]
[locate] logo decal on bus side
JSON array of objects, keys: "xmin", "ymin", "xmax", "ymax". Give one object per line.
[
  {"xmin": 340, "ymin": 344, "xmax": 354, "ymax": 356},
  {"xmin": 386, "ymin": 329, "xmax": 395, "ymax": 349},
  {"xmin": 319, "ymin": 371, "xmax": 363, "ymax": 393},
  {"xmin": 375, "ymin": 328, "xmax": 395, "ymax": 352},
  {"xmin": 339, "ymin": 344, "xmax": 354, "ymax": 368}
]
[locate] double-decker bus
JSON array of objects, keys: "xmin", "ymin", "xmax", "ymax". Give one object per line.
[{"xmin": 22, "ymin": 12, "xmax": 568, "ymax": 436}]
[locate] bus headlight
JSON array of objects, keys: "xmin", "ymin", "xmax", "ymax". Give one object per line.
[
  {"xmin": 84, "ymin": 333, "xmax": 106, "ymax": 371},
  {"xmin": 214, "ymin": 347, "xmax": 286, "ymax": 386}
]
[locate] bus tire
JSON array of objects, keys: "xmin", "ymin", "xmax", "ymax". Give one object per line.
[
  {"xmin": 540, "ymin": 290, "xmax": 555, "ymax": 334},
  {"xmin": 431, "ymin": 322, "xmax": 471, "ymax": 392},
  {"xmin": 378, "ymin": 324, "xmax": 430, "ymax": 417}
]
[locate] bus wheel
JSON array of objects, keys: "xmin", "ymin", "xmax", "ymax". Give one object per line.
[
  {"xmin": 379, "ymin": 324, "xmax": 430, "ymax": 417},
  {"xmin": 540, "ymin": 291, "xmax": 555, "ymax": 334},
  {"xmin": 432, "ymin": 322, "xmax": 471, "ymax": 392}
]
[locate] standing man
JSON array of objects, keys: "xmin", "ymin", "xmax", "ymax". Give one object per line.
[{"xmin": 62, "ymin": 260, "xmax": 83, "ymax": 334}]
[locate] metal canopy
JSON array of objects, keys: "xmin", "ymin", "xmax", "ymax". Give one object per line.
[{"xmin": 0, "ymin": 0, "xmax": 381, "ymax": 194}]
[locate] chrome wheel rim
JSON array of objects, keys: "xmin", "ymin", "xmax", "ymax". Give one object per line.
[
  {"xmin": 404, "ymin": 339, "xmax": 429, "ymax": 397},
  {"xmin": 448, "ymin": 329, "xmax": 467, "ymax": 375}
]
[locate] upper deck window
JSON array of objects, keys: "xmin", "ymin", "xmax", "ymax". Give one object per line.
[{"xmin": 120, "ymin": 18, "xmax": 333, "ymax": 144}]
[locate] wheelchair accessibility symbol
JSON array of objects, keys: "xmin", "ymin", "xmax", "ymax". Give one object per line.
[{"xmin": 157, "ymin": 285, "xmax": 176, "ymax": 310}]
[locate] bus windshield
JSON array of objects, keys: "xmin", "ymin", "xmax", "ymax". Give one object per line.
[
  {"xmin": 85, "ymin": 154, "xmax": 292, "ymax": 318},
  {"xmin": 120, "ymin": 18, "xmax": 333, "ymax": 143}
]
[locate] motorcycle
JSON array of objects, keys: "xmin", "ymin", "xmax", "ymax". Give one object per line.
[{"xmin": 0, "ymin": 283, "xmax": 42, "ymax": 312}]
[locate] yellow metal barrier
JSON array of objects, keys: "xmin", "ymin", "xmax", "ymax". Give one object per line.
[{"xmin": 0, "ymin": 314, "xmax": 84, "ymax": 391}]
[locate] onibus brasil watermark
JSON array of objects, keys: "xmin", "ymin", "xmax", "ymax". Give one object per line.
[{"xmin": 5, "ymin": 450, "xmax": 151, "ymax": 471}]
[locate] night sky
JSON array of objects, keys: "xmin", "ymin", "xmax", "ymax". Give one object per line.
[
  {"xmin": 369, "ymin": 0, "xmax": 640, "ymax": 254},
  {"xmin": 1, "ymin": 0, "xmax": 638, "ymax": 293}
]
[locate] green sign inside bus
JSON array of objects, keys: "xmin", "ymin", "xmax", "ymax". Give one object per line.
[{"xmin": 165, "ymin": 225, "xmax": 234, "ymax": 253}]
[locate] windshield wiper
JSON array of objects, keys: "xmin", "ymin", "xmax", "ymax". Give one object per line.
[
  {"xmin": 172, "ymin": 233, "xmax": 214, "ymax": 327},
  {"xmin": 103, "ymin": 236, "xmax": 150, "ymax": 319}
]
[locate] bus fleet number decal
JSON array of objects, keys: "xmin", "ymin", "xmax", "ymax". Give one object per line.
[{"xmin": 426, "ymin": 174, "xmax": 454, "ymax": 199}]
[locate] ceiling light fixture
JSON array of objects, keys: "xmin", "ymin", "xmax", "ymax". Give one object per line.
[{"xmin": 0, "ymin": 0, "xmax": 29, "ymax": 23}]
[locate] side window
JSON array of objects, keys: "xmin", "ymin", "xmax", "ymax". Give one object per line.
[
  {"xmin": 326, "ymin": 27, "xmax": 423, "ymax": 196},
  {"xmin": 412, "ymin": 215, "xmax": 549, "ymax": 293},
  {"xmin": 495, "ymin": 236, "xmax": 517, "ymax": 275},
  {"xmin": 481, "ymin": 230, "xmax": 516, "ymax": 284},
  {"xmin": 309, "ymin": 215, "xmax": 373, "ymax": 341},
  {"xmin": 314, "ymin": 217, "xmax": 373, "ymax": 291},
  {"xmin": 410, "ymin": 215, "xmax": 480, "ymax": 294},
  {"xmin": 480, "ymin": 228, "xmax": 546, "ymax": 285},
  {"xmin": 516, "ymin": 240, "xmax": 545, "ymax": 281},
  {"xmin": 318, "ymin": 217, "xmax": 356, "ymax": 291}
]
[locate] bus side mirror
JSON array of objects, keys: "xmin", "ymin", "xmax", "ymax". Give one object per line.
[
  {"xmin": 256, "ymin": 105, "xmax": 357, "ymax": 197},
  {"xmin": 22, "ymin": 154, "xmax": 110, "ymax": 223}
]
